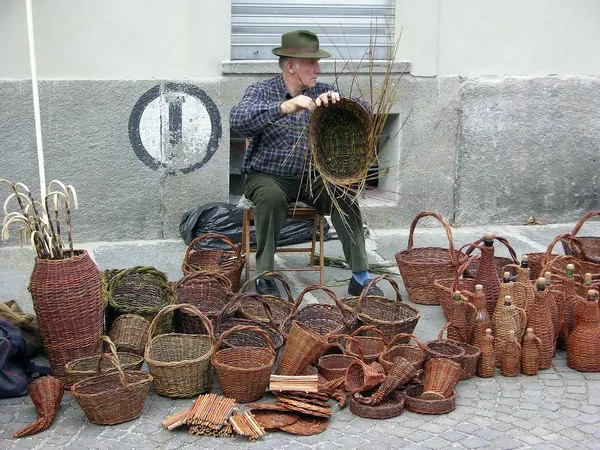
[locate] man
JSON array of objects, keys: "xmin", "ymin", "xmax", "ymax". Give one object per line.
[{"xmin": 230, "ymin": 29, "xmax": 383, "ymax": 298}]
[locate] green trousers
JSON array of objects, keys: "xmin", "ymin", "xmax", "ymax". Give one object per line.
[{"xmin": 243, "ymin": 172, "xmax": 369, "ymax": 275}]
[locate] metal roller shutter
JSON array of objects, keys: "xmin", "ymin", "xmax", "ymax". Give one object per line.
[{"xmin": 231, "ymin": 0, "xmax": 395, "ymax": 60}]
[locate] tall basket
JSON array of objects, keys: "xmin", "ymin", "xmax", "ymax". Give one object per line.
[
  {"xmin": 395, "ymin": 211, "xmax": 465, "ymax": 305},
  {"xmin": 276, "ymin": 321, "xmax": 328, "ymax": 376}
]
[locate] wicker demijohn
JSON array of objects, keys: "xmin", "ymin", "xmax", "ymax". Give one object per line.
[
  {"xmin": 145, "ymin": 304, "xmax": 216, "ymax": 398},
  {"xmin": 494, "ymin": 266, "xmax": 535, "ymax": 314},
  {"xmin": 500, "ymin": 331, "xmax": 521, "ymax": 377},
  {"xmin": 181, "ymin": 232, "xmax": 245, "ymax": 291},
  {"xmin": 492, "ymin": 296, "xmax": 526, "ymax": 364},
  {"xmin": 107, "ymin": 313, "xmax": 150, "ymax": 356},
  {"xmin": 276, "ymin": 321, "xmax": 328, "ymax": 376},
  {"xmin": 341, "ymin": 274, "xmax": 421, "ymax": 342},
  {"xmin": 105, "ymin": 266, "xmax": 175, "ymax": 336},
  {"xmin": 471, "ymin": 285, "xmax": 491, "ymax": 350},
  {"xmin": 350, "ymin": 391, "xmax": 405, "ymax": 419},
  {"xmin": 378, "ymin": 333, "xmax": 426, "ymax": 373},
  {"xmin": 395, "ymin": 211, "xmax": 465, "ymax": 305},
  {"xmin": 521, "ymin": 328, "xmax": 542, "ymax": 376},
  {"xmin": 212, "ymin": 325, "xmax": 275, "ymax": 402},
  {"xmin": 404, "ymin": 385, "xmax": 456, "ymax": 415},
  {"xmin": 567, "ymin": 291, "xmax": 600, "ymax": 372},
  {"xmin": 434, "ymin": 256, "xmax": 480, "ymax": 320},
  {"xmin": 71, "ymin": 353, "xmax": 152, "ymax": 425},
  {"xmin": 525, "ymin": 281, "xmax": 555, "ymax": 370},
  {"xmin": 477, "ymin": 329, "xmax": 496, "ymax": 377},
  {"xmin": 13, "ymin": 376, "xmax": 64, "ymax": 438},
  {"xmin": 29, "ymin": 249, "xmax": 104, "ymax": 385},
  {"xmin": 445, "ymin": 292, "xmax": 477, "ymax": 343},
  {"xmin": 239, "ymin": 271, "xmax": 295, "ymax": 327}
]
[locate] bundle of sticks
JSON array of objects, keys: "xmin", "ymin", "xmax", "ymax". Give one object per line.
[{"xmin": 269, "ymin": 374, "xmax": 319, "ymax": 393}]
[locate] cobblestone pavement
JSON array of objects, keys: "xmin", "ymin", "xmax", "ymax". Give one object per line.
[{"xmin": 2, "ymin": 222, "xmax": 600, "ymax": 449}]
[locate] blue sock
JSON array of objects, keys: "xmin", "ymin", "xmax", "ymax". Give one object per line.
[{"xmin": 352, "ymin": 271, "xmax": 371, "ymax": 285}]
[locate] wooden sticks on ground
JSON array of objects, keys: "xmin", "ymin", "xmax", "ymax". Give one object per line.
[{"xmin": 269, "ymin": 375, "xmax": 319, "ymax": 393}]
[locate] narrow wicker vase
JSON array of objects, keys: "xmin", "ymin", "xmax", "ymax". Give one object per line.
[{"xmin": 276, "ymin": 321, "xmax": 327, "ymax": 376}]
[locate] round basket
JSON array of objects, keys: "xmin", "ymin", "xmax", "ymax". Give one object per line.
[
  {"xmin": 104, "ymin": 266, "xmax": 175, "ymax": 336},
  {"xmin": 562, "ymin": 211, "xmax": 600, "ymax": 263},
  {"xmin": 378, "ymin": 333, "xmax": 426, "ymax": 373},
  {"xmin": 71, "ymin": 354, "xmax": 152, "ymax": 425},
  {"xmin": 395, "ymin": 211, "xmax": 465, "ymax": 305},
  {"xmin": 345, "ymin": 325, "xmax": 388, "ymax": 363},
  {"xmin": 172, "ymin": 272, "xmax": 232, "ymax": 333},
  {"xmin": 422, "ymin": 357, "xmax": 462, "ymax": 399},
  {"xmin": 456, "ymin": 342, "xmax": 481, "ymax": 380},
  {"xmin": 239, "ymin": 271, "xmax": 295, "ymax": 327},
  {"xmin": 424, "ymin": 323, "xmax": 465, "ymax": 364},
  {"xmin": 107, "ymin": 313, "xmax": 150, "ymax": 356},
  {"xmin": 340, "ymin": 274, "xmax": 421, "ymax": 342},
  {"xmin": 212, "ymin": 325, "xmax": 275, "ymax": 402},
  {"xmin": 403, "ymin": 384, "xmax": 456, "ymax": 415},
  {"xmin": 349, "ymin": 391, "xmax": 405, "ymax": 419},
  {"xmin": 65, "ymin": 336, "xmax": 144, "ymax": 387},
  {"xmin": 181, "ymin": 232, "xmax": 245, "ymax": 291},
  {"xmin": 145, "ymin": 303, "xmax": 216, "ymax": 398},
  {"xmin": 317, "ymin": 335, "xmax": 363, "ymax": 381}
]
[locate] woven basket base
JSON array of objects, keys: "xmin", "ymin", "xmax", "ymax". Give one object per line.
[
  {"xmin": 251, "ymin": 410, "xmax": 300, "ymax": 430},
  {"xmin": 349, "ymin": 391, "xmax": 405, "ymax": 419},
  {"xmin": 420, "ymin": 391, "xmax": 445, "ymax": 400},
  {"xmin": 279, "ymin": 416, "xmax": 329, "ymax": 435}
]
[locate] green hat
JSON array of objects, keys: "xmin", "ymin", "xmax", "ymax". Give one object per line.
[{"xmin": 272, "ymin": 30, "xmax": 331, "ymax": 59}]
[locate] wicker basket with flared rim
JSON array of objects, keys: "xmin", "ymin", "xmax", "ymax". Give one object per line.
[
  {"xmin": 340, "ymin": 274, "xmax": 421, "ymax": 342},
  {"xmin": 281, "ymin": 284, "xmax": 356, "ymax": 337},
  {"xmin": 421, "ymin": 357, "xmax": 462, "ymax": 399},
  {"xmin": 561, "ymin": 210, "xmax": 600, "ymax": 263},
  {"xmin": 145, "ymin": 303, "xmax": 216, "ymax": 398},
  {"xmin": 104, "ymin": 266, "xmax": 175, "ymax": 336},
  {"xmin": 65, "ymin": 335, "xmax": 144, "ymax": 387},
  {"xmin": 171, "ymin": 271, "xmax": 232, "ymax": 334},
  {"xmin": 354, "ymin": 356, "xmax": 417, "ymax": 406},
  {"xmin": 213, "ymin": 292, "xmax": 284, "ymax": 350},
  {"xmin": 345, "ymin": 358, "xmax": 386, "ymax": 394},
  {"xmin": 434, "ymin": 255, "xmax": 481, "ymax": 321},
  {"xmin": 211, "ymin": 325, "xmax": 276, "ymax": 402},
  {"xmin": 349, "ymin": 390, "xmax": 405, "ymax": 419},
  {"xmin": 71, "ymin": 353, "xmax": 152, "ymax": 425},
  {"xmin": 239, "ymin": 271, "xmax": 295, "ymax": 327},
  {"xmin": 13, "ymin": 376, "xmax": 64, "ymax": 438},
  {"xmin": 403, "ymin": 384, "xmax": 456, "ymax": 415},
  {"xmin": 566, "ymin": 297, "xmax": 600, "ymax": 372},
  {"xmin": 424, "ymin": 323, "xmax": 465, "ymax": 364},
  {"xmin": 308, "ymin": 97, "xmax": 374, "ymax": 183},
  {"xmin": 276, "ymin": 320, "xmax": 328, "ymax": 376},
  {"xmin": 344, "ymin": 325, "xmax": 388, "ymax": 363},
  {"xmin": 317, "ymin": 334, "xmax": 363, "ymax": 381},
  {"xmin": 454, "ymin": 341, "xmax": 481, "ymax": 380},
  {"xmin": 395, "ymin": 211, "xmax": 466, "ymax": 305},
  {"xmin": 378, "ymin": 333, "xmax": 426, "ymax": 373},
  {"xmin": 107, "ymin": 313, "xmax": 150, "ymax": 356},
  {"xmin": 521, "ymin": 328, "xmax": 543, "ymax": 376},
  {"xmin": 181, "ymin": 232, "xmax": 245, "ymax": 291}
]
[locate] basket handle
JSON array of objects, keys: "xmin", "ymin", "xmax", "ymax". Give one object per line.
[
  {"xmin": 213, "ymin": 324, "xmax": 275, "ymax": 356},
  {"xmin": 406, "ymin": 211, "xmax": 459, "ymax": 265},
  {"xmin": 463, "ymin": 235, "xmax": 519, "ymax": 264},
  {"xmin": 571, "ymin": 210, "xmax": 600, "ymax": 237},
  {"xmin": 437, "ymin": 322, "xmax": 452, "ymax": 343},
  {"xmin": 95, "ymin": 353, "xmax": 128, "ymax": 388},
  {"xmin": 451, "ymin": 255, "xmax": 480, "ymax": 294},
  {"xmin": 355, "ymin": 275, "xmax": 403, "ymax": 315},
  {"xmin": 289, "ymin": 284, "xmax": 355, "ymax": 329},
  {"xmin": 214, "ymin": 292, "xmax": 277, "ymax": 331},
  {"xmin": 145, "ymin": 303, "xmax": 216, "ymax": 355},
  {"xmin": 541, "ymin": 232, "xmax": 586, "ymax": 266},
  {"xmin": 387, "ymin": 333, "xmax": 426, "ymax": 363},
  {"xmin": 349, "ymin": 325, "xmax": 388, "ymax": 349},
  {"xmin": 555, "ymin": 234, "xmax": 595, "ymax": 263},
  {"xmin": 92, "ymin": 335, "xmax": 120, "ymax": 360},
  {"xmin": 239, "ymin": 271, "xmax": 294, "ymax": 304},
  {"xmin": 172, "ymin": 271, "xmax": 232, "ymax": 292},
  {"xmin": 184, "ymin": 232, "xmax": 242, "ymax": 264},
  {"xmin": 328, "ymin": 333, "xmax": 365, "ymax": 361},
  {"xmin": 105, "ymin": 265, "xmax": 171, "ymax": 297}
]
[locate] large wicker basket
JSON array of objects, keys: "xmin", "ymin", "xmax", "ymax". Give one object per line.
[
  {"xmin": 395, "ymin": 211, "xmax": 465, "ymax": 305},
  {"xmin": 239, "ymin": 271, "xmax": 295, "ymax": 328},
  {"xmin": 145, "ymin": 303, "xmax": 216, "ymax": 398},
  {"xmin": 562, "ymin": 211, "xmax": 600, "ymax": 263}
]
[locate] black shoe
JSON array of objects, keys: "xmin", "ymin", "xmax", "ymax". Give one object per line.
[
  {"xmin": 348, "ymin": 277, "xmax": 385, "ymax": 297},
  {"xmin": 256, "ymin": 278, "xmax": 281, "ymax": 297}
]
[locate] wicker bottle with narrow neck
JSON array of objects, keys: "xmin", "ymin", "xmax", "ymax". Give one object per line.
[
  {"xmin": 559, "ymin": 264, "xmax": 585, "ymax": 350},
  {"xmin": 516, "ymin": 255, "xmax": 531, "ymax": 283},
  {"xmin": 477, "ymin": 328, "xmax": 495, "ymax": 377},
  {"xmin": 543, "ymin": 270, "xmax": 562, "ymax": 344},
  {"xmin": 447, "ymin": 291, "xmax": 476, "ymax": 343},
  {"xmin": 474, "ymin": 233, "xmax": 501, "ymax": 318},
  {"xmin": 495, "ymin": 268, "xmax": 534, "ymax": 318},
  {"xmin": 493, "ymin": 295, "xmax": 526, "ymax": 366},
  {"xmin": 567, "ymin": 289, "xmax": 600, "ymax": 372},
  {"xmin": 521, "ymin": 328, "xmax": 542, "ymax": 376},
  {"xmin": 580, "ymin": 273, "xmax": 596, "ymax": 298},
  {"xmin": 471, "ymin": 285, "xmax": 491, "ymax": 350},
  {"xmin": 500, "ymin": 330, "xmax": 521, "ymax": 377},
  {"xmin": 525, "ymin": 278, "xmax": 555, "ymax": 369}
]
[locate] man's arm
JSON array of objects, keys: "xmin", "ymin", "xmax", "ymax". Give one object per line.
[{"xmin": 230, "ymin": 84, "xmax": 285, "ymax": 136}]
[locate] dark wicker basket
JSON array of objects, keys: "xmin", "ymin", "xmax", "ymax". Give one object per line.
[
  {"xmin": 562, "ymin": 211, "xmax": 600, "ymax": 263},
  {"xmin": 403, "ymin": 385, "xmax": 456, "ymax": 415},
  {"xmin": 349, "ymin": 391, "xmax": 405, "ymax": 419},
  {"xmin": 107, "ymin": 313, "xmax": 150, "ymax": 356},
  {"xmin": 239, "ymin": 271, "xmax": 295, "ymax": 328}
]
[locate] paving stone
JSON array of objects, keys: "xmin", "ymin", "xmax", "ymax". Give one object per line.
[
  {"xmin": 489, "ymin": 436, "xmax": 523, "ymax": 449},
  {"xmin": 439, "ymin": 430, "xmax": 469, "ymax": 442},
  {"xmin": 420, "ymin": 437, "xmax": 451, "ymax": 449},
  {"xmin": 405, "ymin": 430, "xmax": 431, "ymax": 443},
  {"xmin": 461, "ymin": 436, "xmax": 489, "ymax": 449}
]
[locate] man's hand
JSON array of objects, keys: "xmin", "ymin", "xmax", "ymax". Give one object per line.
[
  {"xmin": 315, "ymin": 91, "xmax": 340, "ymax": 108},
  {"xmin": 280, "ymin": 91, "xmax": 341, "ymax": 115}
]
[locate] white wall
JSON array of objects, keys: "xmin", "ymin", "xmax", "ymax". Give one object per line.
[
  {"xmin": 0, "ymin": 0, "xmax": 231, "ymax": 79},
  {"xmin": 396, "ymin": 0, "xmax": 600, "ymax": 76}
]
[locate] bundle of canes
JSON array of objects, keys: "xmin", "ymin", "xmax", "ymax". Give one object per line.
[
  {"xmin": 14, "ymin": 376, "xmax": 64, "ymax": 438},
  {"xmin": 354, "ymin": 356, "xmax": 416, "ymax": 406}
]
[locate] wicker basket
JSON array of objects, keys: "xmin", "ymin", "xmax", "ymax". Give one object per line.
[
  {"xmin": 355, "ymin": 356, "xmax": 416, "ymax": 405},
  {"xmin": 104, "ymin": 266, "xmax": 175, "ymax": 336},
  {"xmin": 345, "ymin": 325, "xmax": 388, "ymax": 363},
  {"xmin": 181, "ymin": 232, "xmax": 245, "ymax": 291},
  {"xmin": 424, "ymin": 323, "xmax": 465, "ymax": 364},
  {"xmin": 282, "ymin": 285, "xmax": 356, "ymax": 337},
  {"xmin": 562, "ymin": 211, "xmax": 600, "ymax": 263},
  {"xmin": 71, "ymin": 353, "xmax": 152, "ymax": 425},
  {"xmin": 422, "ymin": 357, "xmax": 462, "ymax": 399},
  {"xmin": 172, "ymin": 271, "xmax": 232, "ymax": 333},
  {"xmin": 13, "ymin": 376, "xmax": 64, "ymax": 438},
  {"xmin": 107, "ymin": 314, "xmax": 150, "ymax": 356},
  {"xmin": 378, "ymin": 333, "xmax": 426, "ymax": 373},
  {"xmin": 345, "ymin": 359, "xmax": 386, "ymax": 393},
  {"xmin": 434, "ymin": 256, "xmax": 480, "ymax": 320},
  {"xmin": 349, "ymin": 391, "xmax": 405, "ymax": 419},
  {"xmin": 145, "ymin": 304, "xmax": 216, "ymax": 398},
  {"xmin": 212, "ymin": 325, "xmax": 275, "ymax": 402},
  {"xmin": 340, "ymin": 274, "xmax": 421, "ymax": 342},
  {"xmin": 276, "ymin": 321, "xmax": 328, "ymax": 376},
  {"xmin": 239, "ymin": 271, "xmax": 295, "ymax": 327},
  {"xmin": 395, "ymin": 211, "xmax": 465, "ymax": 305},
  {"xmin": 403, "ymin": 385, "xmax": 456, "ymax": 415},
  {"xmin": 317, "ymin": 335, "xmax": 362, "ymax": 381},
  {"xmin": 65, "ymin": 336, "xmax": 143, "ymax": 387},
  {"xmin": 456, "ymin": 342, "xmax": 481, "ymax": 380}
]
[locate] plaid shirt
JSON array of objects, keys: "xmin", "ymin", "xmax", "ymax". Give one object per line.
[{"xmin": 230, "ymin": 74, "xmax": 335, "ymax": 177}]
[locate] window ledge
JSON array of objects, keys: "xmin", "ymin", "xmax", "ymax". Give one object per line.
[{"xmin": 221, "ymin": 60, "xmax": 411, "ymax": 75}]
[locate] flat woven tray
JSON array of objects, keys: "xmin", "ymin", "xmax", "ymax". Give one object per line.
[
  {"xmin": 279, "ymin": 416, "xmax": 329, "ymax": 436},
  {"xmin": 349, "ymin": 391, "xmax": 405, "ymax": 419},
  {"xmin": 251, "ymin": 410, "xmax": 300, "ymax": 429}
]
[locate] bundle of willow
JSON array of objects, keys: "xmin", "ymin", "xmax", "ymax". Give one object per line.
[
  {"xmin": 269, "ymin": 374, "xmax": 319, "ymax": 393},
  {"xmin": 229, "ymin": 410, "xmax": 266, "ymax": 441},
  {"xmin": 186, "ymin": 393, "xmax": 237, "ymax": 430}
]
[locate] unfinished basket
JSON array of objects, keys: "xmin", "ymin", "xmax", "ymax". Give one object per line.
[
  {"xmin": 395, "ymin": 211, "xmax": 465, "ymax": 305},
  {"xmin": 212, "ymin": 325, "xmax": 275, "ymax": 402},
  {"xmin": 107, "ymin": 313, "xmax": 150, "ymax": 356},
  {"xmin": 181, "ymin": 232, "xmax": 245, "ymax": 291},
  {"xmin": 145, "ymin": 303, "xmax": 216, "ymax": 398},
  {"xmin": 239, "ymin": 271, "xmax": 295, "ymax": 327}
]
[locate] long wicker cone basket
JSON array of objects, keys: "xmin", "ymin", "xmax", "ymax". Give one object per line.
[{"xmin": 13, "ymin": 376, "xmax": 64, "ymax": 438}]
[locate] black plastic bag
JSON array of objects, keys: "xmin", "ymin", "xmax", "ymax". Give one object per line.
[{"xmin": 179, "ymin": 202, "xmax": 330, "ymax": 249}]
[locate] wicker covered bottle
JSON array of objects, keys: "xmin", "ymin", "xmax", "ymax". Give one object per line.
[
  {"xmin": 543, "ymin": 270, "xmax": 563, "ymax": 345},
  {"xmin": 501, "ymin": 330, "xmax": 521, "ymax": 377},
  {"xmin": 559, "ymin": 264, "xmax": 584, "ymax": 350},
  {"xmin": 471, "ymin": 285, "xmax": 491, "ymax": 350},
  {"xmin": 516, "ymin": 255, "xmax": 531, "ymax": 283},
  {"xmin": 493, "ymin": 295, "xmax": 526, "ymax": 365},
  {"xmin": 474, "ymin": 233, "xmax": 502, "ymax": 318},
  {"xmin": 567, "ymin": 290, "xmax": 600, "ymax": 372},
  {"xmin": 521, "ymin": 328, "xmax": 542, "ymax": 376},
  {"xmin": 477, "ymin": 328, "xmax": 495, "ymax": 378},
  {"xmin": 525, "ymin": 278, "xmax": 555, "ymax": 370},
  {"xmin": 447, "ymin": 291, "xmax": 476, "ymax": 343}
]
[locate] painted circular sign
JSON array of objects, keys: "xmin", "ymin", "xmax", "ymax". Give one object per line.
[{"xmin": 128, "ymin": 82, "xmax": 222, "ymax": 175}]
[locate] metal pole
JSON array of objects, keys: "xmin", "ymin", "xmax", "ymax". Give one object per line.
[{"xmin": 25, "ymin": 0, "xmax": 46, "ymax": 199}]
